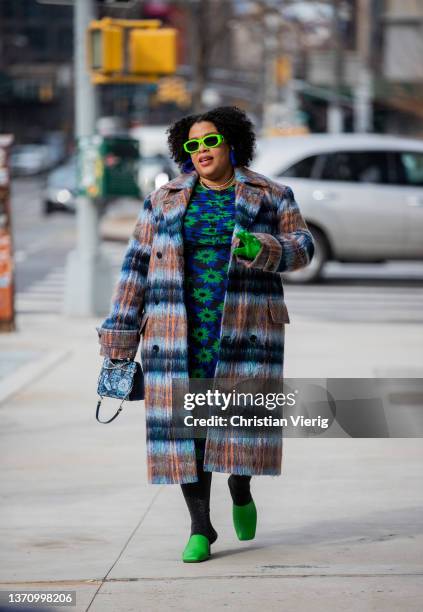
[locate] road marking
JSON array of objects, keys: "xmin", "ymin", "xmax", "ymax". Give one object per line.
[{"xmin": 15, "ymin": 267, "xmax": 65, "ymax": 314}]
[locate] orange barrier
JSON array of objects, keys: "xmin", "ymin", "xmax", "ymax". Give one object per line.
[{"xmin": 0, "ymin": 135, "xmax": 15, "ymax": 332}]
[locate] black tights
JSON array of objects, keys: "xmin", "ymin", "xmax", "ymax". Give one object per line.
[{"xmin": 180, "ymin": 438, "xmax": 253, "ymax": 542}]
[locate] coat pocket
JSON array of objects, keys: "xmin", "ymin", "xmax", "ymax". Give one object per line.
[
  {"xmin": 139, "ymin": 312, "xmax": 149, "ymax": 335},
  {"xmin": 268, "ymin": 297, "xmax": 290, "ymax": 324}
]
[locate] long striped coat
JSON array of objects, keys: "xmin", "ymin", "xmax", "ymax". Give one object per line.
[{"xmin": 97, "ymin": 165, "xmax": 314, "ymax": 484}]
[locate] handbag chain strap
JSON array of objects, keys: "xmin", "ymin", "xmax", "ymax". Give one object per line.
[
  {"xmin": 96, "ymin": 396, "xmax": 126, "ymax": 424},
  {"xmin": 96, "ymin": 357, "xmax": 133, "ymax": 424}
]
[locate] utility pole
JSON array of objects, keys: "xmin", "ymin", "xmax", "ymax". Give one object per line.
[
  {"xmin": 64, "ymin": 0, "xmax": 113, "ymax": 317},
  {"xmin": 354, "ymin": 0, "xmax": 373, "ymax": 132},
  {"xmin": 262, "ymin": 10, "xmax": 279, "ymax": 131},
  {"xmin": 190, "ymin": 0, "xmax": 209, "ymax": 113},
  {"xmin": 328, "ymin": 0, "xmax": 344, "ymax": 133}
]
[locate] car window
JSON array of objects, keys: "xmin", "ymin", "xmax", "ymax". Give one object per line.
[
  {"xmin": 141, "ymin": 155, "xmax": 166, "ymax": 166},
  {"xmin": 394, "ymin": 151, "xmax": 423, "ymax": 186},
  {"xmin": 319, "ymin": 151, "xmax": 390, "ymax": 184},
  {"xmin": 278, "ymin": 155, "xmax": 318, "ymax": 178}
]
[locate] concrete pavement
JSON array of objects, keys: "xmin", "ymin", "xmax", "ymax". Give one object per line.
[
  {"xmin": 0, "ymin": 312, "xmax": 422, "ymax": 611},
  {"xmin": 99, "ymin": 200, "xmax": 138, "ymax": 243},
  {"xmin": 100, "ymin": 214, "xmax": 136, "ymax": 243}
]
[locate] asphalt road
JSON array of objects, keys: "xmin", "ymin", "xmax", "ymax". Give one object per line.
[
  {"xmin": 10, "ymin": 176, "xmax": 423, "ymax": 321},
  {"xmin": 11, "ymin": 176, "xmax": 75, "ymax": 291}
]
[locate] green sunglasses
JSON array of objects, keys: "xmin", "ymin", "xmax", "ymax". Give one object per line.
[{"xmin": 183, "ymin": 133, "xmax": 225, "ymax": 154}]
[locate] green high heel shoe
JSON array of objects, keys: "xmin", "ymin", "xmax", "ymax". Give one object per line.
[
  {"xmin": 182, "ymin": 534, "xmax": 211, "ymax": 562},
  {"xmin": 232, "ymin": 499, "xmax": 257, "ymax": 540}
]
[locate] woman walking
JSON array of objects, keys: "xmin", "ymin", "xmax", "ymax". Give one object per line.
[{"xmin": 96, "ymin": 106, "xmax": 314, "ymax": 563}]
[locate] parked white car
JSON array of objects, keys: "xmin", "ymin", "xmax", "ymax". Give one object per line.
[
  {"xmin": 252, "ymin": 134, "xmax": 423, "ymax": 282},
  {"xmin": 10, "ymin": 144, "xmax": 52, "ymax": 176},
  {"xmin": 129, "ymin": 124, "xmax": 171, "ymax": 157},
  {"xmin": 43, "ymin": 155, "xmax": 77, "ymax": 215}
]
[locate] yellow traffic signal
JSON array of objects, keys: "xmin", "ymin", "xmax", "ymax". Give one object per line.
[
  {"xmin": 129, "ymin": 28, "xmax": 177, "ymax": 75},
  {"xmin": 88, "ymin": 18, "xmax": 177, "ymax": 84},
  {"xmin": 88, "ymin": 19, "xmax": 123, "ymax": 74},
  {"xmin": 153, "ymin": 77, "xmax": 191, "ymax": 108},
  {"xmin": 275, "ymin": 56, "xmax": 292, "ymax": 86}
]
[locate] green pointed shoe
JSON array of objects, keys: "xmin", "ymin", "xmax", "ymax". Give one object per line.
[
  {"xmin": 182, "ymin": 534, "xmax": 211, "ymax": 563},
  {"xmin": 233, "ymin": 499, "xmax": 257, "ymax": 541}
]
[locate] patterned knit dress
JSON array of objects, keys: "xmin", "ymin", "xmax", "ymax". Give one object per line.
[{"xmin": 182, "ymin": 180, "xmax": 236, "ymax": 380}]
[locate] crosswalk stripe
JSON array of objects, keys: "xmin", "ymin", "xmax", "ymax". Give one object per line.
[{"xmin": 16, "ymin": 293, "xmax": 63, "ymax": 301}]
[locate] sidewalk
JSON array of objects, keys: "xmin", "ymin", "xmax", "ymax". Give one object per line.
[
  {"xmin": 0, "ymin": 312, "xmax": 422, "ymax": 611},
  {"xmin": 99, "ymin": 200, "xmax": 138, "ymax": 242}
]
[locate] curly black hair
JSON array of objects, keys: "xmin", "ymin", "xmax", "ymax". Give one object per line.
[{"xmin": 166, "ymin": 105, "xmax": 257, "ymax": 168}]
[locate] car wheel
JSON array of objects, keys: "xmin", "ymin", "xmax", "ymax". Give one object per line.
[
  {"xmin": 43, "ymin": 200, "xmax": 54, "ymax": 215},
  {"xmin": 283, "ymin": 227, "xmax": 328, "ymax": 284}
]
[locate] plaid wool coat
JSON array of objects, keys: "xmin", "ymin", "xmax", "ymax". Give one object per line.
[{"xmin": 97, "ymin": 165, "xmax": 314, "ymax": 484}]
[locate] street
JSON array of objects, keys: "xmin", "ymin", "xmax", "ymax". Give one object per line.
[
  {"xmin": 11, "ymin": 177, "xmax": 125, "ymax": 314},
  {"xmin": 0, "ymin": 176, "xmax": 422, "ymax": 611},
  {"xmin": 11, "ymin": 177, "xmax": 423, "ymax": 323}
]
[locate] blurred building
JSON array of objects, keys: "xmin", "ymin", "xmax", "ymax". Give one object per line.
[
  {"xmin": 0, "ymin": 0, "xmax": 422, "ymax": 141},
  {"xmin": 296, "ymin": 0, "xmax": 423, "ymax": 135},
  {"xmin": 0, "ymin": 0, "xmax": 74, "ymax": 144},
  {"xmin": 0, "ymin": 0, "xmax": 192, "ymax": 143},
  {"xmin": 380, "ymin": 0, "xmax": 423, "ymax": 135}
]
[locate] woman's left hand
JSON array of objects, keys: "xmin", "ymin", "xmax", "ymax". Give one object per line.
[{"xmin": 234, "ymin": 230, "xmax": 262, "ymax": 260}]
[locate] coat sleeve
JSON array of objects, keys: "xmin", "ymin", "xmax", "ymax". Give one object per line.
[
  {"xmin": 96, "ymin": 193, "xmax": 156, "ymax": 359},
  {"xmin": 234, "ymin": 185, "xmax": 315, "ymax": 273}
]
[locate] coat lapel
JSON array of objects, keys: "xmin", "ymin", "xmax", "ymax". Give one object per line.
[{"xmin": 161, "ymin": 165, "xmax": 267, "ymax": 237}]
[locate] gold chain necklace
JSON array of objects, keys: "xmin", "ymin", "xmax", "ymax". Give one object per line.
[{"xmin": 199, "ymin": 172, "xmax": 235, "ymax": 191}]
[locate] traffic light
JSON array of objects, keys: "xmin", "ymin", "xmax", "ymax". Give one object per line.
[
  {"xmin": 153, "ymin": 77, "xmax": 191, "ymax": 108},
  {"xmin": 88, "ymin": 18, "xmax": 177, "ymax": 84},
  {"xmin": 89, "ymin": 19, "xmax": 123, "ymax": 74},
  {"xmin": 129, "ymin": 28, "xmax": 177, "ymax": 75}
]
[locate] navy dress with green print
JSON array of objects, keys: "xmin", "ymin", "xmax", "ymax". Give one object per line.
[{"xmin": 182, "ymin": 180, "xmax": 236, "ymax": 379}]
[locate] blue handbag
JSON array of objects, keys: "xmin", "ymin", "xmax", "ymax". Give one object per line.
[{"xmin": 96, "ymin": 357, "xmax": 144, "ymax": 424}]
